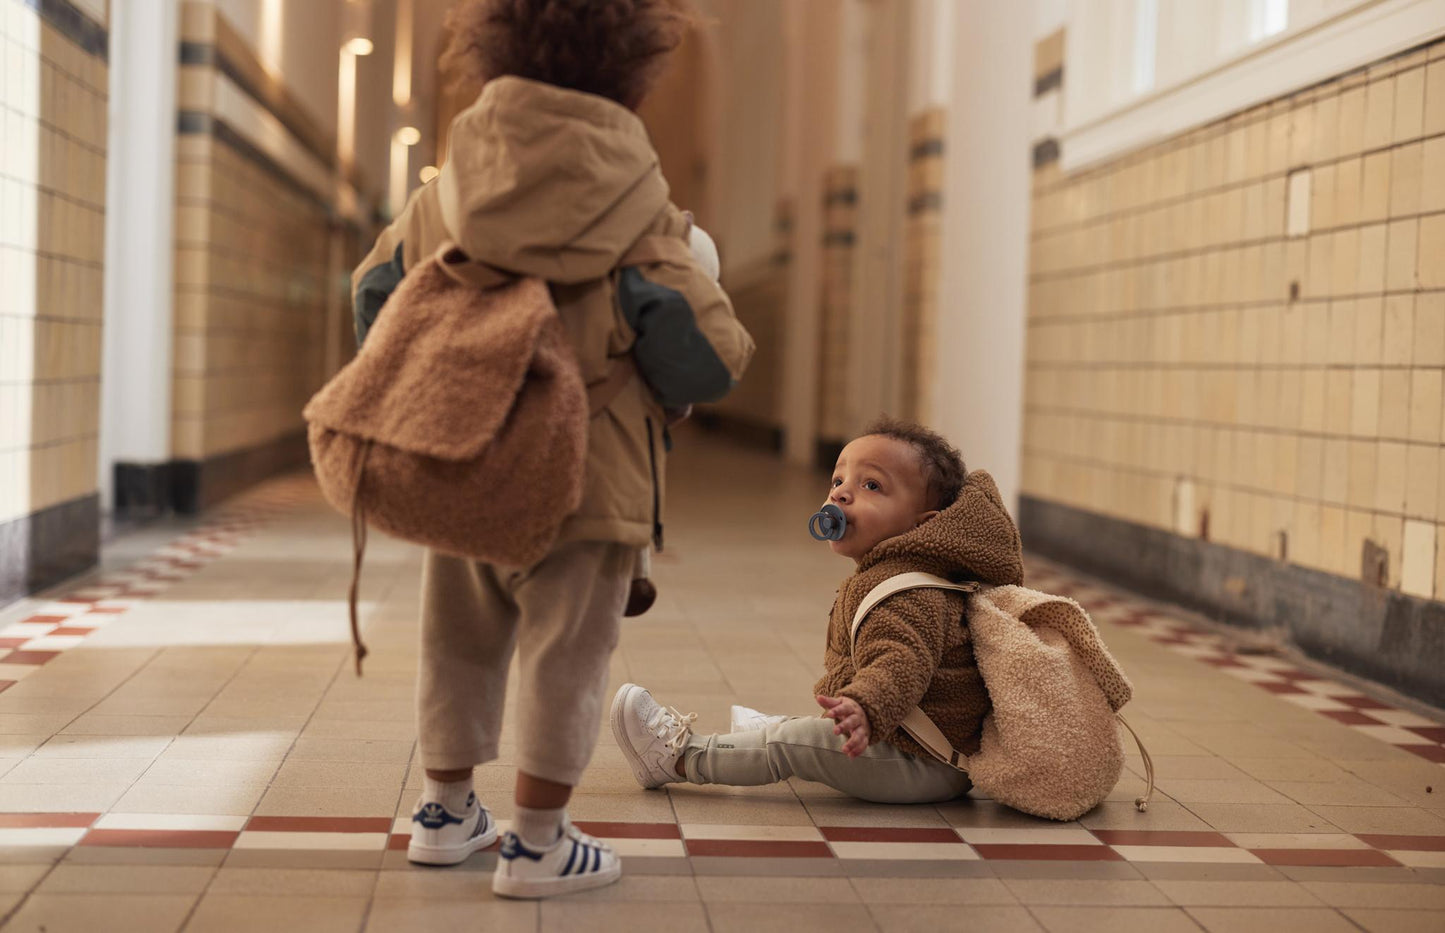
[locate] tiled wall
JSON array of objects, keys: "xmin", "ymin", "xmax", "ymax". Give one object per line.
[
  {"xmin": 899, "ymin": 108, "xmax": 945, "ymax": 425},
  {"xmin": 1024, "ymin": 40, "xmax": 1445, "ymax": 599},
  {"xmin": 172, "ymin": 4, "xmax": 334, "ymax": 470},
  {"xmin": 172, "ymin": 135, "xmax": 330, "ymax": 462},
  {"xmin": 817, "ymin": 165, "xmax": 858, "ymax": 444},
  {"xmin": 0, "ymin": 3, "xmax": 108, "ymax": 527}
]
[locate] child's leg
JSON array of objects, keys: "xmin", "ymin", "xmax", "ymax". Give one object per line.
[
  {"xmin": 511, "ymin": 540, "xmax": 631, "ymax": 797},
  {"xmin": 417, "ymin": 549, "xmax": 519, "ymax": 772},
  {"xmin": 683, "ymin": 716, "xmax": 971, "ymax": 804}
]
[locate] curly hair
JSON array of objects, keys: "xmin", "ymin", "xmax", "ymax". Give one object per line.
[
  {"xmin": 859, "ymin": 416, "xmax": 968, "ymax": 512},
  {"xmin": 440, "ymin": 0, "xmax": 694, "ymax": 110}
]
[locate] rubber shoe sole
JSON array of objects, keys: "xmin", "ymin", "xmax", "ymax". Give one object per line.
[
  {"xmin": 407, "ymin": 815, "xmax": 498, "ymax": 866},
  {"xmin": 492, "ymin": 859, "xmax": 622, "ymax": 899}
]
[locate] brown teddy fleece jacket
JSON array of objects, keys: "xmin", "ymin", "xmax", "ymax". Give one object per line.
[{"xmin": 813, "ymin": 470, "xmax": 1025, "ymax": 760}]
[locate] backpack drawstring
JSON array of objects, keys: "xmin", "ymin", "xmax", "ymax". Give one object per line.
[
  {"xmin": 348, "ymin": 440, "xmax": 372, "ymax": 676},
  {"xmin": 1116, "ymin": 714, "xmax": 1155, "ymax": 812}
]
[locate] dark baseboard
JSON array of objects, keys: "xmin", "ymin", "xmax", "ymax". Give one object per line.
[
  {"xmin": 115, "ymin": 431, "xmax": 309, "ymax": 518},
  {"xmin": 0, "ymin": 494, "xmax": 99, "ymax": 605},
  {"xmin": 815, "ymin": 439, "xmax": 845, "ymax": 472},
  {"xmin": 692, "ymin": 410, "xmax": 784, "ymax": 453},
  {"xmin": 1019, "ymin": 495, "xmax": 1445, "ymax": 709}
]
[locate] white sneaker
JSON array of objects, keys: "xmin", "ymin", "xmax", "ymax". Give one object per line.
[
  {"xmin": 610, "ymin": 683, "xmax": 697, "ymax": 789},
  {"xmin": 729, "ymin": 704, "xmax": 791, "ymax": 733},
  {"xmin": 406, "ymin": 792, "xmax": 497, "ymax": 866},
  {"xmin": 492, "ymin": 820, "xmax": 622, "ymax": 899}
]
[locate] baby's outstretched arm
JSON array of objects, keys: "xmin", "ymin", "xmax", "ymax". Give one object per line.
[{"xmin": 816, "ymin": 694, "xmax": 871, "ymax": 757}]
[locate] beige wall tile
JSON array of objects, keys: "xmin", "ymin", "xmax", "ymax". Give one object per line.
[
  {"xmin": 1325, "ymin": 369, "xmax": 1354, "ymax": 436},
  {"xmin": 1328, "ymin": 300, "xmax": 1357, "ymax": 365},
  {"xmin": 1333, "ymin": 156, "xmax": 1362, "ymax": 226},
  {"xmin": 1414, "ymin": 292, "xmax": 1445, "ymax": 366},
  {"xmin": 1301, "ymin": 369, "xmax": 1327, "ymax": 432},
  {"xmin": 1421, "ymin": 136, "xmax": 1445, "ymax": 213},
  {"xmin": 1350, "ymin": 366, "xmax": 1381, "ymax": 435},
  {"xmin": 1356, "ymin": 223, "xmax": 1388, "ymax": 295},
  {"xmin": 1311, "ymin": 163, "xmax": 1336, "ymax": 230},
  {"xmin": 1320, "ymin": 504, "xmax": 1349, "ymax": 575},
  {"xmin": 1336, "ymin": 85, "xmax": 1367, "ymax": 157},
  {"xmin": 1424, "ymin": 61, "xmax": 1445, "ymax": 136},
  {"xmin": 1330, "ymin": 229, "xmax": 1360, "ymax": 295},
  {"xmin": 1378, "ymin": 368, "xmax": 1412, "ymax": 439},
  {"xmin": 1417, "ymin": 214, "xmax": 1445, "ymax": 289},
  {"xmin": 1314, "ymin": 93, "xmax": 1341, "ymax": 163},
  {"xmin": 1393, "ymin": 65, "xmax": 1426, "ymax": 142},
  {"xmin": 1358, "ymin": 155, "xmax": 1392, "ymax": 226},
  {"xmin": 1388, "ymin": 142, "xmax": 1423, "ymax": 218},
  {"xmin": 1401, "ymin": 518, "xmax": 1437, "ymax": 597},
  {"xmin": 1306, "ymin": 234, "xmax": 1334, "ymax": 298},
  {"xmin": 1296, "ymin": 434, "xmax": 1324, "ymax": 499},
  {"xmin": 1353, "ymin": 296, "xmax": 1384, "ymax": 362},
  {"xmin": 1377, "ymin": 440, "xmax": 1409, "ymax": 513},
  {"xmin": 1405, "ymin": 444, "xmax": 1440, "ymax": 520},
  {"xmin": 1363, "ymin": 76, "xmax": 1396, "ymax": 150},
  {"xmin": 1346, "ymin": 439, "xmax": 1377, "ymax": 509},
  {"xmin": 1384, "ymin": 220, "xmax": 1419, "ymax": 292},
  {"xmin": 1408, "ymin": 369, "xmax": 1443, "ymax": 444}
]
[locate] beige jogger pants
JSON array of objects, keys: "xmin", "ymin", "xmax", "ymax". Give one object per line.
[
  {"xmin": 417, "ymin": 540, "xmax": 632, "ymax": 786},
  {"xmin": 683, "ymin": 716, "xmax": 972, "ymax": 804}
]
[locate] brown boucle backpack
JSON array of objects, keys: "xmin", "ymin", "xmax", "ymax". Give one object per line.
[
  {"xmin": 304, "ymin": 239, "xmax": 652, "ymax": 673},
  {"xmin": 851, "ymin": 573, "xmax": 1156, "ymax": 821}
]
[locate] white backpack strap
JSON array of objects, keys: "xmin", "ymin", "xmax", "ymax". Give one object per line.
[{"xmin": 849, "ymin": 573, "xmax": 977, "ymax": 771}]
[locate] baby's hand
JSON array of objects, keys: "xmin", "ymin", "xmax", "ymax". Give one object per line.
[{"xmin": 816, "ymin": 694, "xmax": 871, "ymax": 757}]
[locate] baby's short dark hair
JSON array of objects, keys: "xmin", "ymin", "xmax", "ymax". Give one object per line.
[
  {"xmin": 440, "ymin": 0, "xmax": 693, "ymax": 110},
  {"xmin": 859, "ymin": 416, "xmax": 967, "ymax": 511}
]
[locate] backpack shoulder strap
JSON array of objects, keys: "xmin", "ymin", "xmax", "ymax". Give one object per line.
[
  {"xmin": 849, "ymin": 572, "xmax": 975, "ymax": 647},
  {"xmin": 847, "ymin": 572, "xmax": 977, "ymax": 771}
]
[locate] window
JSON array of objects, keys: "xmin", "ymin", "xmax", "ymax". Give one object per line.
[{"xmin": 1061, "ymin": 0, "xmax": 1445, "ymax": 169}]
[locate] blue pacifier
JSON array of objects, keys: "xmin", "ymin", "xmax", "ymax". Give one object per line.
[{"xmin": 808, "ymin": 503, "xmax": 847, "ymax": 541}]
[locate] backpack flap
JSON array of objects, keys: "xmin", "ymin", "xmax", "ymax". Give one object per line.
[
  {"xmin": 965, "ymin": 585, "xmax": 1132, "ymax": 820},
  {"xmin": 304, "ymin": 242, "xmax": 566, "ymax": 462}
]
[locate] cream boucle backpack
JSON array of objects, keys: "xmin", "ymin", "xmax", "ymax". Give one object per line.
[{"xmin": 851, "ymin": 573, "xmax": 1154, "ymax": 821}]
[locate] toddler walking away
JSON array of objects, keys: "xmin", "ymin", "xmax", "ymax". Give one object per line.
[
  {"xmin": 350, "ymin": 0, "xmax": 753, "ymax": 899},
  {"xmin": 611, "ymin": 417, "xmax": 1023, "ymax": 804}
]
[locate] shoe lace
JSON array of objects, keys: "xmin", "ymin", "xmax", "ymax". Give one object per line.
[{"xmin": 649, "ymin": 705, "xmax": 697, "ymax": 754}]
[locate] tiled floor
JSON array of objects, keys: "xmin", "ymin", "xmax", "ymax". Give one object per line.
[{"xmin": 0, "ymin": 429, "xmax": 1442, "ymax": 932}]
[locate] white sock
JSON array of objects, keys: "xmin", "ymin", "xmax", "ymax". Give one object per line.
[
  {"xmin": 422, "ymin": 774, "xmax": 475, "ymax": 813},
  {"xmin": 513, "ymin": 805, "xmax": 566, "ymax": 848}
]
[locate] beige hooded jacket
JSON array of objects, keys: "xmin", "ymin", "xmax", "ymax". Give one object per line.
[{"xmin": 352, "ymin": 77, "xmax": 754, "ymax": 550}]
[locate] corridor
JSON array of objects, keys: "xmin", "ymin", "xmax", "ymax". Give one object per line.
[{"xmin": 0, "ymin": 431, "xmax": 1441, "ymax": 933}]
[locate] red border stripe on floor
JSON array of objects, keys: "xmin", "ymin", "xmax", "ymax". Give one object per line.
[
  {"xmin": 819, "ymin": 827, "xmax": 963, "ymax": 843},
  {"xmin": 1357, "ymin": 834, "xmax": 1445, "ymax": 851},
  {"xmin": 245, "ymin": 816, "xmax": 393, "ymax": 834},
  {"xmin": 1249, "ymin": 848, "xmax": 1401, "ymax": 867},
  {"xmin": 972, "ymin": 844, "xmax": 1124, "ymax": 861},
  {"xmin": 1089, "ymin": 830, "xmax": 1234, "ymax": 847},
  {"xmin": 685, "ymin": 839, "xmax": 832, "ymax": 858},
  {"xmin": 574, "ymin": 821, "xmax": 681, "ymax": 839}
]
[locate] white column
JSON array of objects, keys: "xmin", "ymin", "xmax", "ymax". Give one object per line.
[
  {"xmin": 777, "ymin": 0, "xmax": 840, "ymax": 465},
  {"xmin": 99, "ymin": 0, "xmax": 179, "ymax": 508},
  {"xmin": 931, "ymin": 0, "xmax": 1033, "ymax": 513}
]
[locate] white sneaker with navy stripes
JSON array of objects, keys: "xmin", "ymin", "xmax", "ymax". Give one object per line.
[
  {"xmin": 491, "ymin": 819, "xmax": 622, "ymax": 899},
  {"xmin": 406, "ymin": 792, "xmax": 497, "ymax": 866}
]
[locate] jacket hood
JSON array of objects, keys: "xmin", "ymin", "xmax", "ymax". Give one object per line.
[
  {"xmin": 858, "ymin": 470, "xmax": 1025, "ymax": 586},
  {"xmin": 436, "ymin": 77, "xmax": 671, "ymax": 283}
]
